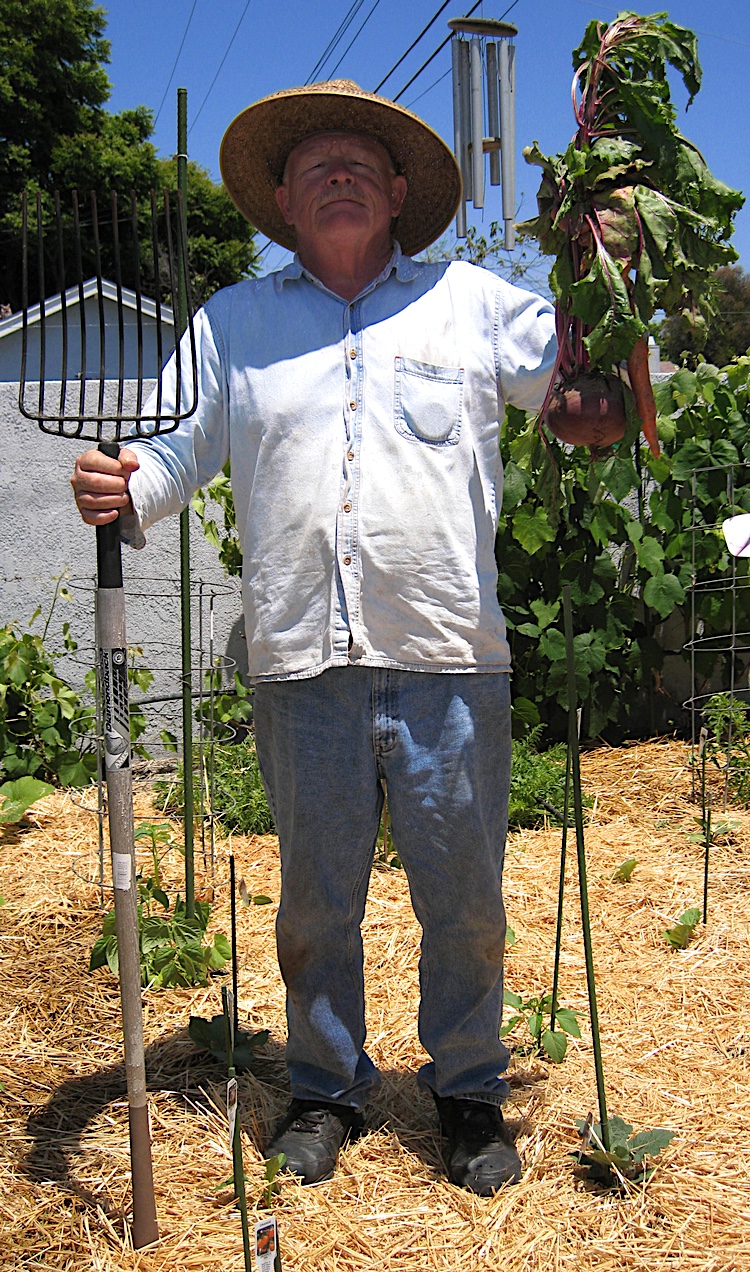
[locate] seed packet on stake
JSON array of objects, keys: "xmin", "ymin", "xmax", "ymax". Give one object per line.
[
  {"xmin": 227, "ymin": 1077, "xmax": 238, "ymax": 1150},
  {"xmin": 254, "ymin": 1216, "xmax": 279, "ymax": 1272}
]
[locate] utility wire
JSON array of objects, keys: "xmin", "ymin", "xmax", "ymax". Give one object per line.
[
  {"xmin": 392, "ymin": 0, "xmax": 519, "ymax": 102},
  {"xmin": 373, "ymin": 0, "xmax": 453, "ymax": 93},
  {"xmin": 327, "ymin": 0, "xmax": 384, "ymax": 79},
  {"xmin": 306, "ymin": 0, "xmax": 367, "ymax": 84},
  {"xmin": 405, "ymin": 66, "xmax": 452, "ymax": 109},
  {"xmin": 189, "ymin": 0, "xmax": 254, "ymax": 134},
  {"xmin": 154, "ymin": 0, "xmax": 199, "ymax": 125}
]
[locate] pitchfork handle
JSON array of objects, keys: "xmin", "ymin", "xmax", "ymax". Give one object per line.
[{"xmin": 96, "ymin": 440, "xmax": 124, "ymax": 589}]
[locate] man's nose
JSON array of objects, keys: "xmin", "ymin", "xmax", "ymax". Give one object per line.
[{"xmin": 327, "ymin": 160, "xmax": 355, "ymax": 184}]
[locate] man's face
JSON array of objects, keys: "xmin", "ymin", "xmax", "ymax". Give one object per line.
[{"xmin": 274, "ymin": 131, "xmax": 407, "ymax": 255}]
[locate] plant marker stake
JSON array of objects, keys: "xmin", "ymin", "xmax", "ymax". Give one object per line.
[
  {"xmin": 549, "ymin": 744, "xmax": 572, "ymax": 1033},
  {"xmin": 699, "ymin": 726, "xmax": 710, "ymax": 924},
  {"xmin": 230, "ymin": 853, "xmax": 239, "ymax": 1037},
  {"xmin": 222, "ymin": 985, "xmax": 252, "ymax": 1272},
  {"xmin": 562, "ymin": 585, "xmax": 610, "ymax": 1153}
]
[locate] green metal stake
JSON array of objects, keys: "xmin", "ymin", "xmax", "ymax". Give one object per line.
[
  {"xmin": 549, "ymin": 746, "xmax": 572, "ymax": 1033},
  {"xmin": 700, "ymin": 727, "xmax": 710, "ymax": 924},
  {"xmin": 223, "ymin": 986, "xmax": 252, "ymax": 1272},
  {"xmin": 175, "ymin": 86, "xmax": 194, "ymax": 919},
  {"xmin": 562, "ymin": 584, "xmax": 610, "ymax": 1153}
]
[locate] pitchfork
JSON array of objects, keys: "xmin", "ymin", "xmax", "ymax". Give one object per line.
[{"xmin": 19, "ymin": 187, "xmax": 198, "ymax": 1247}]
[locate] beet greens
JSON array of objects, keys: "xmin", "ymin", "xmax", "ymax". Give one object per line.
[{"xmin": 520, "ymin": 12, "xmax": 743, "ymax": 384}]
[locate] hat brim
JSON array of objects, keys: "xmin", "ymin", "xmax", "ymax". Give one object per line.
[{"xmin": 219, "ymin": 82, "xmax": 462, "ymax": 257}]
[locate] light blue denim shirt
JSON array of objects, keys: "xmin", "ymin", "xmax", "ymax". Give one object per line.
[{"xmin": 127, "ymin": 245, "xmax": 556, "ymax": 681}]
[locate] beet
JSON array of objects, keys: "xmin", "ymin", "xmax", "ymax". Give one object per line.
[{"xmin": 545, "ymin": 374, "xmax": 626, "ymax": 451}]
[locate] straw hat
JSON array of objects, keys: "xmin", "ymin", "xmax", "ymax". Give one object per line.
[{"xmin": 219, "ymin": 79, "xmax": 462, "ymax": 257}]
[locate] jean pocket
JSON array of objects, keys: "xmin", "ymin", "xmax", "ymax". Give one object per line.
[{"xmin": 394, "ymin": 355, "xmax": 464, "ymax": 446}]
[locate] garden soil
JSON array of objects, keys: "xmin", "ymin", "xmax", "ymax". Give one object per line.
[{"xmin": 1, "ymin": 739, "xmax": 749, "ymax": 1271}]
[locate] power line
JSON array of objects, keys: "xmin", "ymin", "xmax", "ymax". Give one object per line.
[
  {"xmin": 405, "ymin": 66, "xmax": 451, "ymax": 109},
  {"xmin": 392, "ymin": 0, "xmax": 519, "ymax": 103},
  {"xmin": 189, "ymin": 0, "xmax": 254, "ymax": 135},
  {"xmin": 392, "ymin": 0, "xmax": 484, "ymax": 103},
  {"xmin": 306, "ymin": 1, "xmax": 367, "ymax": 85},
  {"xmin": 373, "ymin": 0, "xmax": 453, "ymax": 94},
  {"xmin": 327, "ymin": 0, "xmax": 384, "ymax": 80},
  {"xmin": 154, "ymin": 0, "xmax": 199, "ymax": 126}
]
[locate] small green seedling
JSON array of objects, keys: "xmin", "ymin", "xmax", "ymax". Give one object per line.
[
  {"xmin": 0, "ymin": 776, "xmax": 54, "ymax": 824},
  {"xmin": 501, "ymin": 990, "xmax": 581, "ymax": 1063},
  {"xmin": 663, "ymin": 906, "xmax": 701, "ymax": 950},
  {"xmin": 90, "ymin": 879, "xmax": 231, "ymax": 988},
  {"xmin": 505, "ymin": 925, "xmax": 516, "ymax": 949},
  {"xmin": 575, "ymin": 1114, "xmax": 674, "ymax": 1187},
  {"xmin": 611, "ymin": 857, "xmax": 637, "ymax": 883},
  {"xmin": 687, "ymin": 818, "xmax": 739, "ymax": 846},
  {"xmin": 263, "ymin": 1153, "xmax": 286, "ymax": 1207},
  {"xmin": 189, "ymin": 1013, "xmax": 269, "ymax": 1071}
]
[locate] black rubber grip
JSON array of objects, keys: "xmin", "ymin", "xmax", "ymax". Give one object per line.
[{"xmin": 96, "ymin": 441, "xmax": 124, "ymax": 589}]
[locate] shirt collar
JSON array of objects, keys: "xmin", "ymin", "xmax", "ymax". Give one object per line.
[{"xmin": 276, "ymin": 241, "xmax": 418, "ymax": 296}]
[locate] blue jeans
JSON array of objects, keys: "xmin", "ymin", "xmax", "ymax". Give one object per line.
[{"xmin": 253, "ymin": 666, "xmax": 512, "ymax": 1110}]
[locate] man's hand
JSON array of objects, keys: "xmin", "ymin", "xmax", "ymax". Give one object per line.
[{"xmin": 71, "ymin": 446, "xmax": 140, "ymax": 525}]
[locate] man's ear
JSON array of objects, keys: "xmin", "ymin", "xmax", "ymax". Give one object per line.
[
  {"xmin": 275, "ymin": 183, "xmax": 294, "ymax": 226},
  {"xmin": 391, "ymin": 175, "xmax": 407, "ymax": 219}
]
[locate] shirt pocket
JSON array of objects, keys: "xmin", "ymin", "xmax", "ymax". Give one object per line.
[{"xmin": 394, "ymin": 355, "xmax": 464, "ymax": 447}]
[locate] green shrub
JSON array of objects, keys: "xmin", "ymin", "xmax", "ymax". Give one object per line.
[{"xmin": 157, "ymin": 737, "xmax": 275, "ymax": 836}]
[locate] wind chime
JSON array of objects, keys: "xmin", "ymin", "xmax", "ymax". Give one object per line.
[{"xmin": 448, "ymin": 17, "xmax": 517, "ymax": 247}]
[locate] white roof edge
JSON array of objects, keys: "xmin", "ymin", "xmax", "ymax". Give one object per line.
[{"xmin": 0, "ymin": 278, "xmax": 175, "ymax": 339}]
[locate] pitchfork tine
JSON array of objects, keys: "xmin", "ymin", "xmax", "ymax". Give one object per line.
[
  {"xmin": 36, "ymin": 193, "xmax": 46, "ymax": 423},
  {"xmin": 54, "ymin": 192, "xmax": 69, "ymax": 423},
  {"xmin": 90, "ymin": 192, "xmax": 107, "ymax": 425},
  {"xmin": 111, "ymin": 190, "xmax": 126, "ymax": 423},
  {"xmin": 72, "ymin": 192, "xmax": 87, "ymax": 425},
  {"xmin": 131, "ymin": 192, "xmax": 145, "ymax": 424}
]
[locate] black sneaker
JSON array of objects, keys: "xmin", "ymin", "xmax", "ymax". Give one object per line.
[
  {"xmin": 265, "ymin": 1099, "xmax": 364, "ymax": 1186},
  {"xmin": 434, "ymin": 1094, "xmax": 522, "ymax": 1194}
]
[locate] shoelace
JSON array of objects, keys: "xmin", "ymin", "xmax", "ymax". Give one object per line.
[{"xmin": 287, "ymin": 1105, "xmax": 332, "ymax": 1133}]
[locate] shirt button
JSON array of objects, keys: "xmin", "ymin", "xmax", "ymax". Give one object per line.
[
  {"xmin": 343, "ymin": 555, "xmax": 352, "ymax": 565},
  {"xmin": 347, "ymin": 450, "xmax": 354, "ymax": 460},
  {"xmin": 343, "ymin": 502, "xmax": 351, "ymax": 512},
  {"xmin": 350, "ymin": 400, "xmax": 357, "ymax": 410},
  {"xmin": 350, "ymin": 349, "xmax": 357, "ymax": 359}
]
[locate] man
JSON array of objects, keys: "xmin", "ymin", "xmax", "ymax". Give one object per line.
[{"xmin": 72, "ymin": 80, "xmax": 556, "ymax": 1195}]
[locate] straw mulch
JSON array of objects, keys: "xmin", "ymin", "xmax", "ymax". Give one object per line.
[{"xmin": 1, "ymin": 738, "xmax": 749, "ymax": 1271}]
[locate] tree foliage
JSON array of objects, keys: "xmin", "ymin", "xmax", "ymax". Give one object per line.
[
  {"xmin": 0, "ymin": 0, "xmax": 257, "ymax": 310},
  {"xmin": 661, "ymin": 266, "xmax": 750, "ymax": 368}
]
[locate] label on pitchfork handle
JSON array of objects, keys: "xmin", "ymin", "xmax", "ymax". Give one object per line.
[{"xmin": 100, "ymin": 647, "xmax": 130, "ymax": 770}]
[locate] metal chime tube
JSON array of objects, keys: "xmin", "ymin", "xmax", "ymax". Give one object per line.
[
  {"xmin": 451, "ymin": 38, "xmax": 467, "ymax": 238},
  {"xmin": 470, "ymin": 37, "xmax": 484, "ymax": 210},
  {"xmin": 458, "ymin": 39, "xmax": 472, "ymax": 204},
  {"xmin": 498, "ymin": 39, "xmax": 516, "ymax": 249},
  {"xmin": 486, "ymin": 42, "xmax": 501, "ymax": 186}
]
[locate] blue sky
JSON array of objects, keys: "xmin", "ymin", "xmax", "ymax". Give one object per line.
[{"xmin": 101, "ymin": 0, "xmax": 750, "ymax": 276}]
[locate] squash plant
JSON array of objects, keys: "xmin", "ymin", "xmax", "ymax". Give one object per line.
[{"xmin": 520, "ymin": 11, "xmax": 743, "ymax": 454}]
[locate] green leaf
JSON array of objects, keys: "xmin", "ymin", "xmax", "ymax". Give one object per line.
[
  {"xmin": 539, "ymin": 628, "xmax": 567, "ymax": 662},
  {"xmin": 542, "ymin": 1028, "xmax": 567, "ymax": 1063},
  {"xmin": 636, "ymin": 537, "xmax": 665, "ymax": 576},
  {"xmin": 511, "ymin": 505, "xmax": 556, "ymax": 555},
  {"xmin": 503, "ymin": 990, "xmax": 523, "ymax": 1010},
  {"xmin": 0, "ymin": 776, "xmax": 55, "ymax": 823},
  {"xmin": 501, "ymin": 461, "xmax": 528, "ymax": 513},
  {"xmin": 643, "ymin": 572, "xmax": 685, "ymax": 620},
  {"xmin": 612, "ymin": 858, "xmax": 637, "ymax": 882},
  {"xmin": 554, "ymin": 1008, "xmax": 582, "ymax": 1038},
  {"xmin": 628, "ymin": 1127, "xmax": 675, "ymax": 1163},
  {"xmin": 529, "ymin": 599, "xmax": 561, "ymax": 630}
]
